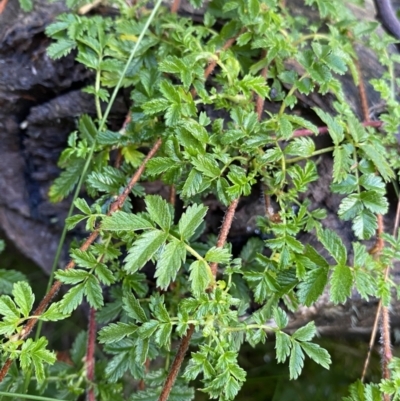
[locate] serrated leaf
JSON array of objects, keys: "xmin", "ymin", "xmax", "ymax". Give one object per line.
[
  {"xmin": 95, "ymin": 264, "xmax": 115, "ymax": 285},
  {"xmin": 145, "ymin": 195, "xmax": 173, "ymax": 231},
  {"xmin": 330, "ymin": 264, "xmax": 353, "ymax": 304},
  {"xmin": 359, "ymin": 191, "xmax": 388, "ymax": 214},
  {"xmin": 0, "ymin": 270, "xmax": 27, "ymax": 295},
  {"xmin": 85, "ymin": 276, "xmax": 103, "ymax": 309},
  {"xmin": 147, "ymin": 157, "xmax": 177, "ymax": 175},
  {"xmin": 318, "ymin": 229, "xmax": 347, "ymax": 265},
  {"xmin": 124, "ymin": 230, "xmax": 168, "ymax": 273},
  {"xmin": 182, "ymin": 169, "xmax": 203, "ymax": 198},
  {"xmin": 61, "ymin": 283, "xmax": 85, "ymax": 314},
  {"xmin": 178, "ymin": 204, "xmax": 208, "ymax": 240},
  {"xmin": 71, "ymin": 249, "xmax": 98, "ymax": 269},
  {"xmin": 74, "ymin": 198, "xmax": 91, "ymax": 214},
  {"xmin": 102, "ymin": 212, "xmax": 154, "ymax": 231},
  {"xmin": 360, "ymin": 143, "xmax": 394, "ymax": 182},
  {"xmin": 155, "ymin": 239, "xmax": 186, "ymax": 290},
  {"xmin": 79, "ymin": 115, "xmax": 97, "ymax": 145},
  {"xmin": 273, "ymin": 307, "xmax": 289, "ymax": 329},
  {"xmin": 138, "ymin": 320, "xmax": 159, "ymax": 339},
  {"xmin": 300, "ymin": 342, "xmax": 331, "ymax": 369},
  {"xmin": 352, "ymin": 209, "xmax": 377, "ymax": 240},
  {"xmin": 313, "ymin": 108, "xmax": 344, "ymax": 145},
  {"xmin": 98, "ymin": 322, "xmax": 138, "ymax": 343},
  {"xmin": 55, "ymin": 269, "xmax": 89, "ymax": 284},
  {"xmin": 297, "ymin": 267, "xmax": 328, "ymax": 306},
  {"xmin": 189, "ymin": 260, "xmax": 211, "ymax": 297},
  {"xmin": 47, "ymin": 39, "xmax": 76, "ymax": 59},
  {"xmin": 205, "ymin": 247, "xmax": 231, "ymax": 264},
  {"xmin": 11, "ymin": 282, "xmax": 34, "ymax": 317},
  {"xmin": 192, "ymin": 154, "xmax": 221, "ymax": 178},
  {"xmin": 332, "ymin": 145, "xmax": 353, "ymax": 183},
  {"xmin": 292, "ymin": 321, "xmax": 316, "ymax": 342},
  {"xmin": 0, "ymin": 295, "xmax": 20, "ymax": 320},
  {"xmin": 275, "ymin": 331, "xmax": 291, "ymax": 363},
  {"xmin": 40, "ymin": 303, "xmax": 69, "ymax": 322},
  {"xmin": 49, "ymin": 158, "xmax": 85, "ymax": 202},
  {"xmin": 289, "ymin": 342, "xmax": 305, "ymax": 380},
  {"xmin": 278, "ymin": 116, "xmax": 293, "ymax": 140},
  {"xmin": 123, "ymin": 293, "xmax": 147, "ymax": 323}
]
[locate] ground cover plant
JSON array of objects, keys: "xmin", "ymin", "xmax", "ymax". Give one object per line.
[{"xmin": 1, "ymin": 0, "xmax": 400, "ymax": 400}]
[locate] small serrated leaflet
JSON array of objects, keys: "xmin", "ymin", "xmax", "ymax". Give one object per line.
[{"xmin": 330, "ymin": 264, "xmax": 352, "ymax": 304}]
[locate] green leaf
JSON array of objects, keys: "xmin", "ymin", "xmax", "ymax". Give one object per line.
[
  {"xmin": 248, "ymin": 0, "xmax": 260, "ymax": 18},
  {"xmin": 74, "ymin": 198, "xmax": 91, "ymax": 214},
  {"xmin": 292, "ymin": 321, "xmax": 316, "ymax": 342},
  {"xmin": 0, "ymin": 269, "xmax": 27, "ymax": 295},
  {"xmin": 145, "ymin": 195, "xmax": 173, "ymax": 231},
  {"xmin": 0, "ymin": 295, "xmax": 20, "ymax": 320},
  {"xmin": 102, "ymin": 212, "xmax": 154, "ymax": 231},
  {"xmin": 189, "ymin": 260, "xmax": 211, "ymax": 297},
  {"xmin": 360, "ymin": 143, "xmax": 394, "ymax": 182},
  {"xmin": 98, "ymin": 322, "xmax": 138, "ymax": 343},
  {"xmin": 49, "ymin": 158, "xmax": 85, "ymax": 202},
  {"xmin": 289, "ymin": 342, "xmax": 305, "ymax": 380},
  {"xmin": 95, "ymin": 264, "xmax": 116, "ymax": 285},
  {"xmin": 318, "ymin": 229, "xmax": 347, "ymax": 265},
  {"xmin": 330, "ymin": 264, "xmax": 353, "ymax": 304},
  {"xmin": 79, "ymin": 114, "xmax": 97, "ymax": 145},
  {"xmin": 11, "ymin": 282, "xmax": 34, "ymax": 317},
  {"xmin": 192, "ymin": 154, "xmax": 221, "ymax": 178},
  {"xmin": 71, "ymin": 249, "xmax": 98, "ymax": 269},
  {"xmin": 275, "ymin": 331, "xmax": 291, "ymax": 363},
  {"xmin": 123, "ymin": 293, "xmax": 147, "ymax": 323},
  {"xmin": 20, "ymin": 337, "xmax": 56, "ymax": 384},
  {"xmin": 313, "ymin": 108, "xmax": 344, "ymax": 145},
  {"xmin": 273, "ymin": 308, "xmax": 289, "ymax": 329},
  {"xmin": 332, "ymin": 145, "xmax": 353, "ymax": 183},
  {"xmin": 300, "ymin": 342, "xmax": 331, "ymax": 369},
  {"xmin": 155, "ymin": 239, "xmax": 186, "ymax": 290},
  {"xmin": 19, "ymin": 0, "xmax": 33, "ymax": 11},
  {"xmin": 47, "ymin": 39, "xmax": 76, "ymax": 59},
  {"xmin": 297, "ymin": 267, "xmax": 328, "ymax": 306},
  {"xmin": 124, "ymin": 230, "xmax": 168, "ymax": 273},
  {"xmin": 178, "ymin": 204, "xmax": 208, "ymax": 240},
  {"xmin": 182, "ymin": 169, "xmax": 203, "ymax": 199},
  {"xmin": 60, "ymin": 283, "xmax": 85, "ymax": 314},
  {"xmin": 278, "ymin": 116, "xmax": 293, "ymax": 140},
  {"xmin": 147, "ymin": 157, "xmax": 177, "ymax": 175},
  {"xmin": 85, "ymin": 275, "xmax": 103, "ymax": 309},
  {"xmin": 352, "ymin": 209, "xmax": 377, "ymax": 240},
  {"xmin": 204, "ymin": 247, "xmax": 231, "ymax": 264},
  {"xmin": 40, "ymin": 303, "xmax": 70, "ymax": 322},
  {"xmin": 55, "ymin": 269, "xmax": 89, "ymax": 284},
  {"xmin": 359, "ymin": 191, "xmax": 388, "ymax": 214}
]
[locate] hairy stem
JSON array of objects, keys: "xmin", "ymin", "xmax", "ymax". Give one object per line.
[
  {"xmin": 86, "ymin": 308, "xmax": 97, "ymax": 401},
  {"xmin": 158, "ymin": 325, "xmax": 195, "ymax": 401}
]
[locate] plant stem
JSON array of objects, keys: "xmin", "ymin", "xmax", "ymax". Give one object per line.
[{"xmin": 285, "ymin": 146, "xmax": 335, "ymax": 164}]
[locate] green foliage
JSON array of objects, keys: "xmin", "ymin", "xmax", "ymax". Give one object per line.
[{"xmin": 3, "ymin": 0, "xmax": 400, "ymax": 400}]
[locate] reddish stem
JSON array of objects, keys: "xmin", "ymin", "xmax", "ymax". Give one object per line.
[
  {"xmin": 210, "ymin": 198, "xmax": 240, "ymax": 277},
  {"xmin": 170, "ymin": 0, "xmax": 181, "ymax": 13},
  {"xmin": 158, "ymin": 325, "xmax": 195, "ymax": 401},
  {"xmin": 86, "ymin": 308, "xmax": 97, "ymax": 401},
  {"xmin": 293, "ymin": 120, "xmax": 382, "ymax": 137}
]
